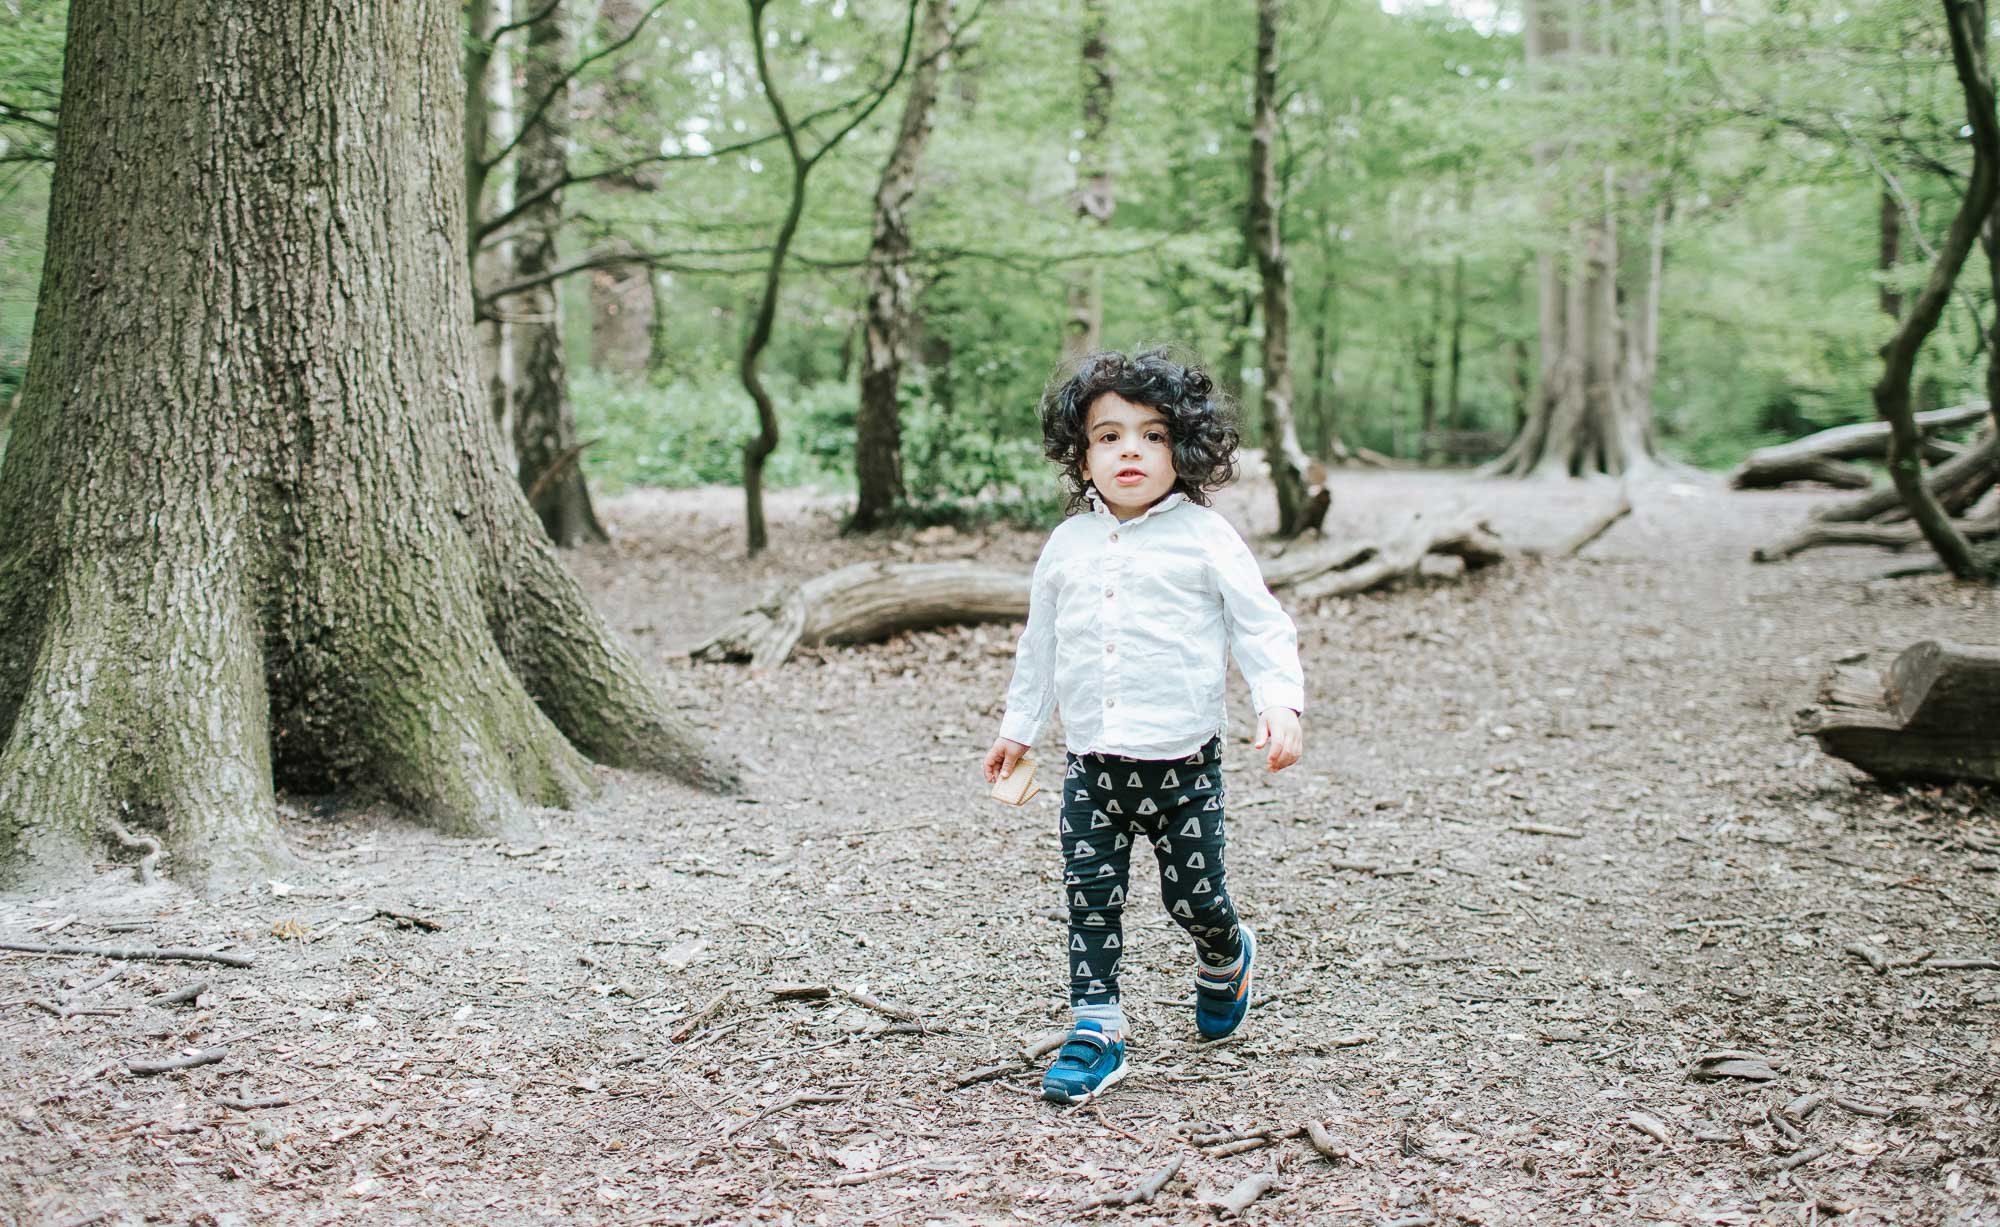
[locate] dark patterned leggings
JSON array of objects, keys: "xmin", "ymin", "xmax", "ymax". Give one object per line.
[{"xmin": 1059, "ymin": 736, "xmax": 1243, "ymax": 1010}]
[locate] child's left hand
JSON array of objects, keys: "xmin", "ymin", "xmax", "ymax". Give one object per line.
[{"xmin": 1254, "ymin": 708, "xmax": 1303, "ymax": 773}]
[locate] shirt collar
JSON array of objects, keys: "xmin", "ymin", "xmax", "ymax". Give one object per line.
[{"xmin": 1084, "ymin": 486, "xmax": 1186, "ymax": 526}]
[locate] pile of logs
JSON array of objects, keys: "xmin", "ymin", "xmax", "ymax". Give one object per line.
[
  {"xmin": 1754, "ymin": 427, "xmax": 1999, "ymax": 564},
  {"xmin": 1799, "ymin": 640, "xmax": 1999, "ymax": 786},
  {"xmin": 1729, "ymin": 403, "xmax": 1987, "ymax": 491}
]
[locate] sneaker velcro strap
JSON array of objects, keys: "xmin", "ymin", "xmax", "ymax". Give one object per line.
[{"xmin": 1056, "ymin": 1031, "xmax": 1109, "ymax": 1064}]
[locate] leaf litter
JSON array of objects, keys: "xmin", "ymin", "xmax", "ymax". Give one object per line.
[{"xmin": 2, "ymin": 471, "xmax": 1998, "ymax": 1224}]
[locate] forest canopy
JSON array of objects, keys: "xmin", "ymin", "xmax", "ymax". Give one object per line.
[{"xmin": 0, "ymin": 0, "xmax": 1993, "ymax": 513}]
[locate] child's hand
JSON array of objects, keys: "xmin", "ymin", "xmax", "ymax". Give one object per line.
[
  {"xmin": 1253, "ymin": 709, "xmax": 1303, "ymax": 773},
  {"xmin": 983, "ymin": 737, "xmax": 1030, "ymax": 784}
]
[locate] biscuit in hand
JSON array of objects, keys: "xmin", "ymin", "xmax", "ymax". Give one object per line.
[{"xmin": 989, "ymin": 757, "xmax": 1040, "ymax": 806}]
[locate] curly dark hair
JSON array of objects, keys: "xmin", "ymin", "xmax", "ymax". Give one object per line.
[{"xmin": 1039, "ymin": 346, "xmax": 1241, "ymax": 514}]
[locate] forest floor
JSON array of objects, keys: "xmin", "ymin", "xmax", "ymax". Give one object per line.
[{"xmin": 4, "ymin": 469, "xmax": 2000, "ymax": 1227}]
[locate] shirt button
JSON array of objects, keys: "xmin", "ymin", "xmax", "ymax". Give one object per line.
[
  {"xmin": 1105, "ymin": 642, "xmax": 1116, "ymax": 654},
  {"xmin": 1106, "ymin": 698, "xmax": 1118, "ymax": 708},
  {"xmin": 1104, "ymin": 588, "xmax": 1114, "ymax": 599},
  {"xmin": 1109, "ymin": 533, "xmax": 1119, "ymax": 543}
]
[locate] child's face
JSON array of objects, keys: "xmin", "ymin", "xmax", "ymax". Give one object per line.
[{"xmin": 1080, "ymin": 392, "xmax": 1177, "ymax": 519}]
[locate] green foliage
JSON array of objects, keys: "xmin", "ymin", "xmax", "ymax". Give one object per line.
[
  {"xmin": 569, "ymin": 370, "xmax": 851, "ymax": 492},
  {"xmin": 7, "ymin": 0, "xmax": 2000, "ymax": 495}
]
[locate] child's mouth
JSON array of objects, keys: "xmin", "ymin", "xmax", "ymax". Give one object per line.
[{"xmin": 1114, "ymin": 469, "xmax": 1146, "ymax": 485}]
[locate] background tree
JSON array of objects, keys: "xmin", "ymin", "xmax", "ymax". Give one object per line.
[
  {"xmin": 0, "ymin": 0, "xmax": 732, "ymax": 887},
  {"xmin": 850, "ymin": 0, "xmax": 957, "ymax": 533},
  {"xmin": 506, "ymin": 1, "xmax": 610, "ymax": 546},
  {"xmin": 741, "ymin": 0, "xmax": 919, "ymax": 556},
  {"xmin": 1064, "ymin": 0, "xmax": 1114, "ymax": 358}
]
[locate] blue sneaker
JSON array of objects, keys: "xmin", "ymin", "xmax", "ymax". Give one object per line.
[
  {"xmin": 1040, "ymin": 1021, "xmax": 1128, "ymax": 1105},
  {"xmin": 1195, "ymin": 924, "xmax": 1256, "ymax": 1040}
]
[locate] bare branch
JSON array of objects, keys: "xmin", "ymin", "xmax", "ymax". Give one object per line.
[
  {"xmin": 479, "ymin": 0, "xmax": 674, "ymax": 178},
  {"xmin": 489, "ymin": 0, "xmax": 563, "ymax": 40}
]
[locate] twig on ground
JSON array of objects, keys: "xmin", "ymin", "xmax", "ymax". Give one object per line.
[
  {"xmin": 826, "ymin": 1155, "xmax": 974, "ymax": 1187},
  {"xmin": 1770, "ymin": 1145, "xmax": 1828, "ymax": 1172},
  {"xmin": 1510, "ymin": 823, "xmax": 1584, "ymax": 839},
  {"xmin": 1625, "ymin": 1111, "xmax": 1672, "ymax": 1145},
  {"xmin": 126, "ymin": 1046, "xmax": 228, "ymax": 1076},
  {"xmin": 1212, "ymin": 1170, "xmax": 1277, "ymax": 1217},
  {"xmin": 1841, "ymin": 942, "xmax": 1889, "ymax": 974},
  {"xmin": 1832, "ymin": 1096, "xmax": 1893, "ymax": 1118},
  {"xmin": 669, "ymin": 991, "xmax": 728, "ymax": 1042},
  {"xmin": 218, "ymin": 1091, "xmax": 297, "ymax": 1111},
  {"xmin": 722, "ymin": 1091, "xmax": 852, "ymax": 1140},
  {"xmin": 1928, "ymin": 958, "xmax": 2000, "ymax": 971},
  {"xmin": 1081, "ymin": 1155, "xmax": 1183, "ymax": 1209},
  {"xmin": 0, "ymin": 941, "xmax": 253, "ymax": 968},
  {"xmin": 374, "ymin": 908, "xmax": 444, "ymax": 932},
  {"xmin": 1304, "ymin": 1120, "xmax": 1348, "ymax": 1163},
  {"xmin": 155, "ymin": 980, "xmax": 207, "ymax": 1006}
]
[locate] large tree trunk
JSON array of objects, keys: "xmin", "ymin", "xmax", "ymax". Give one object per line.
[
  {"xmin": 851, "ymin": 0, "xmax": 954, "ymax": 533},
  {"xmin": 1249, "ymin": 0, "xmax": 1328, "ymax": 536},
  {"xmin": 1063, "ymin": 0, "xmax": 1113, "ymax": 359},
  {"xmin": 0, "ymin": 0, "xmax": 734, "ymax": 889},
  {"xmin": 509, "ymin": 2, "xmax": 609, "ymax": 547}
]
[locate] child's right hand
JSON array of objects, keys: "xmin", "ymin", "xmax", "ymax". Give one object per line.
[{"xmin": 983, "ymin": 737, "xmax": 1029, "ymax": 784}]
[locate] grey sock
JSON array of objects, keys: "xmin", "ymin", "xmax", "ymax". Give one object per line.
[{"xmin": 1073, "ymin": 1002, "xmax": 1127, "ymax": 1037}]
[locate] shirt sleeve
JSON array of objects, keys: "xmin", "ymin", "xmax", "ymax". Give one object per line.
[
  {"xmin": 1213, "ymin": 523, "xmax": 1305, "ymax": 716},
  {"xmin": 997, "ymin": 531, "xmax": 1064, "ymax": 745}
]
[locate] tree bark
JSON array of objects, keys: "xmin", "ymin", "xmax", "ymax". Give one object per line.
[
  {"xmin": 1063, "ymin": 0, "xmax": 1113, "ymax": 359},
  {"xmin": 466, "ymin": 0, "xmax": 519, "ymax": 445},
  {"xmin": 1488, "ymin": 0, "xmax": 1665, "ymax": 479},
  {"xmin": 0, "ymin": 0, "xmax": 734, "ymax": 888},
  {"xmin": 1415, "ymin": 266, "xmax": 1442, "ymax": 458},
  {"xmin": 851, "ymin": 0, "xmax": 954, "ymax": 533},
  {"xmin": 509, "ymin": 2, "xmax": 608, "ymax": 547},
  {"xmin": 1249, "ymin": 0, "xmax": 1328, "ymax": 536},
  {"xmin": 1870, "ymin": 0, "xmax": 1998, "ymax": 579},
  {"xmin": 589, "ymin": 258, "xmax": 658, "ymax": 375},
  {"xmin": 1801, "ymin": 640, "xmax": 2000, "ymax": 784},
  {"xmin": 1881, "ymin": 189, "xmax": 1904, "ymax": 321}
]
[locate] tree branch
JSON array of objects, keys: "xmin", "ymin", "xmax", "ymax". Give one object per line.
[
  {"xmin": 490, "ymin": 0, "xmax": 563, "ymax": 40},
  {"xmin": 479, "ymin": 0, "xmax": 674, "ymax": 178},
  {"xmin": 0, "ymin": 100, "xmax": 58, "ymax": 132}
]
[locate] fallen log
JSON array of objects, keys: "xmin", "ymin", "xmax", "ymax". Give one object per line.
[
  {"xmin": 1728, "ymin": 403, "xmax": 1986, "ymax": 490},
  {"xmin": 693, "ymin": 512, "xmax": 1511, "ymax": 667},
  {"xmin": 689, "ymin": 562, "xmax": 1031, "ymax": 669},
  {"xmin": 1753, "ymin": 512, "xmax": 2000, "ymax": 563},
  {"xmin": 1811, "ymin": 429, "xmax": 1997, "ymax": 525},
  {"xmin": 1798, "ymin": 640, "xmax": 2000, "ymax": 785}
]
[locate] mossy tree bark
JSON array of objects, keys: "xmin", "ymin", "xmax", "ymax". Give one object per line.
[{"xmin": 0, "ymin": 0, "xmax": 735, "ymax": 889}]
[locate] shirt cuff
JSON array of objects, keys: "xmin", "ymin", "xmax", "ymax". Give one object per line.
[
  {"xmin": 998, "ymin": 710, "xmax": 1043, "ymax": 746},
  {"xmin": 1253, "ymin": 684, "xmax": 1305, "ymax": 717}
]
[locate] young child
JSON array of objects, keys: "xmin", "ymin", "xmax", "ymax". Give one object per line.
[{"xmin": 982, "ymin": 347, "xmax": 1304, "ymax": 1105}]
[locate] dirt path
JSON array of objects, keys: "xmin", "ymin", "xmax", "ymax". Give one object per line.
[{"xmin": 4, "ymin": 472, "xmax": 1999, "ymax": 1226}]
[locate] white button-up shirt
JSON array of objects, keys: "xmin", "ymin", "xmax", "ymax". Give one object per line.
[{"xmin": 999, "ymin": 492, "xmax": 1305, "ymax": 760}]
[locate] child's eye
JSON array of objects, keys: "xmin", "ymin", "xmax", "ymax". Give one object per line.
[{"xmin": 1147, "ymin": 431, "xmax": 1166, "ymax": 442}]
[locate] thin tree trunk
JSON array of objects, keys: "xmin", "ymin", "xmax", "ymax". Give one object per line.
[
  {"xmin": 1873, "ymin": 0, "xmax": 1998, "ymax": 579},
  {"xmin": 1063, "ymin": 0, "xmax": 1113, "ymax": 358},
  {"xmin": 511, "ymin": 2, "xmax": 609, "ymax": 547},
  {"xmin": 468, "ymin": 0, "xmax": 519, "ymax": 446},
  {"xmin": 1447, "ymin": 252, "xmax": 1467, "ymax": 432},
  {"xmin": 0, "ymin": 0, "xmax": 733, "ymax": 888},
  {"xmin": 851, "ymin": 0, "xmax": 954, "ymax": 532},
  {"xmin": 740, "ymin": 0, "xmax": 920, "ymax": 556},
  {"xmin": 1415, "ymin": 266, "xmax": 1442, "ymax": 457},
  {"xmin": 1882, "ymin": 188, "xmax": 1904, "ymax": 321},
  {"xmin": 1249, "ymin": 0, "xmax": 1326, "ymax": 535}
]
